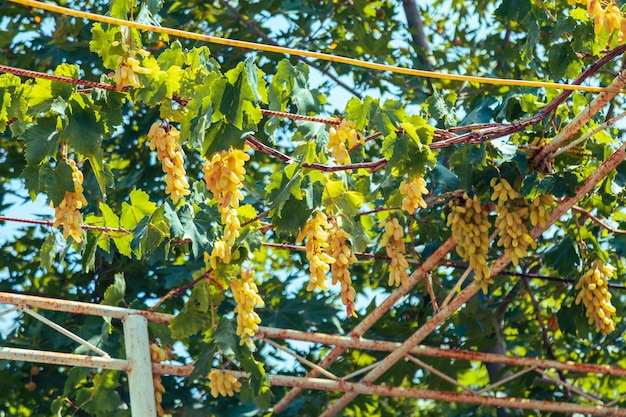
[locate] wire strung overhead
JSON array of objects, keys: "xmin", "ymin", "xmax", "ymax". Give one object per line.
[{"xmin": 8, "ymin": 0, "xmax": 626, "ymax": 94}]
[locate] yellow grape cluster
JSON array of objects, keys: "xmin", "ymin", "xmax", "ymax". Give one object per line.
[
  {"xmin": 571, "ymin": 0, "xmax": 626, "ymax": 42},
  {"xmin": 203, "ymin": 147, "xmax": 250, "ymax": 266},
  {"xmin": 296, "ymin": 211, "xmax": 336, "ymax": 292},
  {"xmin": 575, "ymin": 260, "xmax": 616, "ymax": 335},
  {"xmin": 491, "ymin": 178, "xmax": 534, "ymax": 267},
  {"xmin": 327, "ymin": 119, "xmax": 363, "ymax": 164},
  {"xmin": 202, "ymin": 147, "xmax": 249, "ymax": 210},
  {"xmin": 147, "ymin": 122, "xmax": 191, "ymax": 204},
  {"xmin": 327, "ymin": 221, "xmax": 358, "ymax": 317},
  {"xmin": 149, "ymin": 343, "xmax": 169, "ymax": 416},
  {"xmin": 529, "ymin": 194, "xmax": 554, "ymax": 228},
  {"xmin": 208, "ymin": 370, "xmax": 242, "ymax": 398},
  {"xmin": 113, "ymin": 47, "xmax": 151, "ymax": 90},
  {"xmin": 53, "ymin": 160, "xmax": 88, "ymax": 243},
  {"xmin": 446, "ymin": 193, "xmax": 492, "ymax": 292},
  {"xmin": 491, "ymin": 178, "xmax": 554, "ymax": 266},
  {"xmin": 399, "ymin": 176, "xmax": 428, "ymax": 214},
  {"xmin": 380, "ymin": 217, "xmax": 410, "ymax": 289},
  {"xmin": 231, "ymin": 269, "xmax": 265, "ymax": 348}
]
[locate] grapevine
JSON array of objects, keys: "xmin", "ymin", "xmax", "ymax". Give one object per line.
[
  {"xmin": 296, "ymin": 211, "xmax": 336, "ymax": 292},
  {"xmin": 147, "ymin": 121, "xmax": 191, "ymax": 204},
  {"xmin": 231, "ymin": 268, "xmax": 265, "ymax": 348},
  {"xmin": 446, "ymin": 193, "xmax": 492, "ymax": 292},
  {"xmin": 327, "ymin": 219, "xmax": 358, "ymax": 317},
  {"xmin": 399, "ymin": 176, "xmax": 428, "ymax": 214},
  {"xmin": 379, "ymin": 216, "xmax": 410, "ymax": 289},
  {"xmin": 53, "ymin": 159, "xmax": 88, "ymax": 243},
  {"xmin": 327, "ymin": 119, "xmax": 363, "ymax": 164},
  {"xmin": 208, "ymin": 370, "xmax": 242, "ymax": 398},
  {"xmin": 575, "ymin": 260, "xmax": 616, "ymax": 335}
]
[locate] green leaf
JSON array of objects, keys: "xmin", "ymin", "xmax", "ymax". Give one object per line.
[
  {"xmin": 120, "ymin": 189, "xmax": 158, "ymax": 230},
  {"xmin": 267, "ymin": 59, "xmax": 309, "ymax": 112},
  {"xmin": 164, "ymin": 202, "xmax": 214, "ymax": 258},
  {"xmin": 214, "ymin": 62, "xmax": 263, "ymax": 130},
  {"xmin": 134, "ymin": 56, "xmax": 182, "ymax": 106},
  {"xmin": 21, "ymin": 117, "xmax": 60, "ymax": 166},
  {"xmin": 108, "ymin": 0, "xmax": 130, "ymax": 19},
  {"xmin": 431, "ymin": 162, "xmax": 459, "ymax": 191},
  {"xmin": 51, "ymin": 64, "xmax": 79, "ymax": 99},
  {"xmin": 382, "ymin": 115, "xmax": 435, "ymax": 177},
  {"xmin": 47, "ymin": 162, "xmax": 75, "ymax": 206},
  {"xmin": 89, "ymin": 24, "xmax": 123, "ymax": 69},
  {"xmin": 102, "ymin": 273, "xmax": 126, "ymax": 307},
  {"xmin": 557, "ymin": 302, "xmax": 580, "ymax": 335},
  {"xmin": 202, "ymin": 120, "xmax": 250, "ymax": 156},
  {"xmin": 130, "ymin": 205, "xmax": 167, "ymax": 258},
  {"xmin": 170, "ymin": 283, "xmax": 212, "ymax": 340},
  {"xmin": 39, "ymin": 233, "xmax": 56, "ymax": 270},
  {"xmin": 543, "ymin": 236, "xmax": 579, "ymax": 277},
  {"xmin": 244, "ymin": 56, "xmax": 268, "ymax": 104},
  {"xmin": 495, "ymin": 0, "xmax": 531, "ymax": 20},
  {"xmin": 267, "ymin": 168, "xmax": 304, "ymax": 217},
  {"xmin": 425, "ymin": 88, "xmax": 457, "ymax": 127},
  {"xmin": 548, "ymin": 43, "xmax": 582, "ymax": 80},
  {"xmin": 65, "ymin": 94, "xmax": 104, "ymax": 157},
  {"xmin": 189, "ymin": 343, "xmax": 216, "ymax": 380},
  {"xmin": 180, "ymin": 82, "xmax": 214, "ymax": 150}
]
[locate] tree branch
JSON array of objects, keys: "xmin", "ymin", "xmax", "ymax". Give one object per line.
[{"xmin": 402, "ymin": 0, "xmax": 434, "ymax": 69}]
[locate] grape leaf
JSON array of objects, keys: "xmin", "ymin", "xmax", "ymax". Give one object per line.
[{"xmin": 21, "ymin": 117, "xmax": 60, "ymax": 166}]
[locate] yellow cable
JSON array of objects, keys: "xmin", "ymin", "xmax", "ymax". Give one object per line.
[{"xmin": 9, "ymin": 0, "xmax": 625, "ymax": 94}]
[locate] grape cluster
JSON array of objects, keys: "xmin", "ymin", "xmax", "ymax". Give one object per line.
[
  {"xmin": 149, "ymin": 343, "xmax": 169, "ymax": 416},
  {"xmin": 296, "ymin": 211, "xmax": 336, "ymax": 292},
  {"xmin": 203, "ymin": 147, "xmax": 251, "ymax": 266},
  {"xmin": 572, "ymin": 0, "xmax": 626, "ymax": 41},
  {"xmin": 231, "ymin": 269, "xmax": 265, "ymax": 348},
  {"xmin": 491, "ymin": 178, "xmax": 533, "ymax": 266},
  {"xmin": 399, "ymin": 176, "xmax": 428, "ymax": 214},
  {"xmin": 575, "ymin": 260, "xmax": 616, "ymax": 335},
  {"xmin": 202, "ymin": 147, "xmax": 249, "ymax": 211},
  {"xmin": 53, "ymin": 160, "xmax": 88, "ymax": 243},
  {"xmin": 208, "ymin": 370, "xmax": 242, "ymax": 398},
  {"xmin": 208, "ymin": 240, "xmax": 231, "ymax": 270},
  {"xmin": 446, "ymin": 193, "xmax": 492, "ymax": 292},
  {"xmin": 327, "ymin": 119, "xmax": 362, "ymax": 164},
  {"xmin": 380, "ymin": 217, "xmax": 410, "ymax": 289},
  {"xmin": 147, "ymin": 121, "xmax": 191, "ymax": 204},
  {"xmin": 327, "ymin": 221, "xmax": 358, "ymax": 317},
  {"xmin": 113, "ymin": 47, "xmax": 151, "ymax": 90},
  {"xmin": 491, "ymin": 178, "xmax": 553, "ymax": 266},
  {"xmin": 529, "ymin": 194, "xmax": 554, "ymax": 228}
]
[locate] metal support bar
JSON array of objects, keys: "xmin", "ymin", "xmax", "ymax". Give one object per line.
[
  {"xmin": 22, "ymin": 308, "xmax": 110, "ymax": 357},
  {"xmin": 0, "ymin": 292, "xmax": 173, "ymax": 323},
  {"xmin": 256, "ymin": 326, "xmax": 626, "ymax": 377},
  {"xmin": 0, "ymin": 346, "xmax": 128, "ymax": 370},
  {"xmin": 123, "ymin": 314, "xmax": 157, "ymax": 417}
]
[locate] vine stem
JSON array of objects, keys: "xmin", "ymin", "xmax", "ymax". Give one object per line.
[
  {"xmin": 572, "ymin": 205, "xmax": 626, "ymax": 235},
  {"xmin": 532, "ymin": 67, "xmax": 626, "ymax": 172}
]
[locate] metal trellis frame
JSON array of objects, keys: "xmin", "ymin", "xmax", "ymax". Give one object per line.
[{"xmin": 2, "ymin": 292, "xmax": 626, "ymax": 416}]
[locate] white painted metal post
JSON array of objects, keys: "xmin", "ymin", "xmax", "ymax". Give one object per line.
[{"xmin": 123, "ymin": 314, "xmax": 157, "ymax": 417}]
